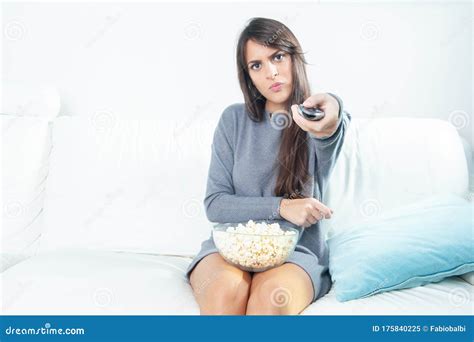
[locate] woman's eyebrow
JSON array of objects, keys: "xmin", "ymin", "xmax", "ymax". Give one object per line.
[
  {"xmin": 247, "ymin": 50, "xmax": 282, "ymax": 66},
  {"xmin": 247, "ymin": 58, "xmax": 261, "ymax": 66}
]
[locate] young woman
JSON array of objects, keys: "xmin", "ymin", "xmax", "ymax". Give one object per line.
[{"xmin": 185, "ymin": 17, "xmax": 351, "ymax": 315}]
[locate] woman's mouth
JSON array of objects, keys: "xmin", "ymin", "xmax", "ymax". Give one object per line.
[{"xmin": 269, "ymin": 82, "xmax": 284, "ymax": 92}]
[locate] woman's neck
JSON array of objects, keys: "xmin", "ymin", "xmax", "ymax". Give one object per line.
[{"xmin": 265, "ymin": 101, "xmax": 288, "ymax": 117}]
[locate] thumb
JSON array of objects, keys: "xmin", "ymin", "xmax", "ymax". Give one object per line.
[{"xmin": 303, "ymin": 93, "xmax": 327, "ymax": 108}]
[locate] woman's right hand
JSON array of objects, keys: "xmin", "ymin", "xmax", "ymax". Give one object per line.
[{"xmin": 279, "ymin": 198, "xmax": 334, "ymax": 228}]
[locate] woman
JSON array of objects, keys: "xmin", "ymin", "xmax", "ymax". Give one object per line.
[{"xmin": 185, "ymin": 17, "xmax": 351, "ymax": 315}]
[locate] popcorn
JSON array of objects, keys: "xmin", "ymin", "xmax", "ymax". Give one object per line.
[{"xmin": 213, "ymin": 220, "xmax": 298, "ymax": 271}]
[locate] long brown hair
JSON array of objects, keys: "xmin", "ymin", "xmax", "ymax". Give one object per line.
[{"xmin": 236, "ymin": 17, "xmax": 311, "ymax": 199}]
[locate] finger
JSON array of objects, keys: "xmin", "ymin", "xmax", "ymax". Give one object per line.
[
  {"xmin": 291, "ymin": 104, "xmax": 309, "ymax": 130},
  {"xmin": 291, "ymin": 104, "xmax": 299, "ymax": 114},
  {"xmin": 290, "ymin": 104, "xmax": 300, "ymax": 122},
  {"xmin": 302, "ymin": 93, "xmax": 328, "ymax": 108},
  {"xmin": 309, "ymin": 210, "xmax": 321, "ymax": 224},
  {"xmin": 303, "ymin": 211, "xmax": 318, "ymax": 227},
  {"xmin": 317, "ymin": 210, "xmax": 326, "ymax": 221},
  {"xmin": 318, "ymin": 209, "xmax": 331, "ymax": 220},
  {"xmin": 292, "ymin": 104, "xmax": 327, "ymax": 135},
  {"xmin": 312, "ymin": 200, "xmax": 332, "ymax": 218}
]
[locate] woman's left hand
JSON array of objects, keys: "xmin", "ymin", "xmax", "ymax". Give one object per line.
[{"xmin": 291, "ymin": 93, "xmax": 340, "ymax": 139}]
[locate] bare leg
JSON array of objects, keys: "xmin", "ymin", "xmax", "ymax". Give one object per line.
[
  {"xmin": 246, "ymin": 263, "xmax": 314, "ymax": 315},
  {"xmin": 189, "ymin": 252, "xmax": 252, "ymax": 315}
]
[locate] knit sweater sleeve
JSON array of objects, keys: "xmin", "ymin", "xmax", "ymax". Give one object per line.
[{"xmin": 308, "ymin": 109, "xmax": 352, "ymax": 196}]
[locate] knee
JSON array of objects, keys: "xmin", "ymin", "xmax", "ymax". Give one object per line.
[
  {"xmin": 246, "ymin": 279, "xmax": 294, "ymax": 315},
  {"xmin": 197, "ymin": 270, "xmax": 251, "ymax": 315}
]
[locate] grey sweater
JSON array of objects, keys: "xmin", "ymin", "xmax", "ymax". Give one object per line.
[
  {"xmin": 203, "ymin": 102, "xmax": 351, "ymax": 289},
  {"xmin": 204, "ymin": 103, "xmax": 350, "ymax": 223}
]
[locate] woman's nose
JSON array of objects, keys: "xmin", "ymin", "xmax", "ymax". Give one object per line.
[{"xmin": 267, "ymin": 62, "xmax": 279, "ymax": 80}]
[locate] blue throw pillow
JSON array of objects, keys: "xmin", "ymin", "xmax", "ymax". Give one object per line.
[{"xmin": 328, "ymin": 194, "xmax": 474, "ymax": 302}]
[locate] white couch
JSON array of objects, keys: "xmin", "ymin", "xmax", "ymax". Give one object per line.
[{"xmin": 1, "ymin": 84, "xmax": 472, "ymax": 315}]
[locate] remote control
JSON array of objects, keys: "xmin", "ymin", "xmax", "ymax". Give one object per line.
[{"xmin": 297, "ymin": 104, "xmax": 325, "ymax": 121}]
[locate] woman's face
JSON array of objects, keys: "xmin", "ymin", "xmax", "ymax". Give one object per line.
[{"xmin": 245, "ymin": 39, "xmax": 293, "ymax": 111}]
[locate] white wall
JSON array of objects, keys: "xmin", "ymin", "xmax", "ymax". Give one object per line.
[{"xmin": 2, "ymin": 1, "xmax": 472, "ymax": 149}]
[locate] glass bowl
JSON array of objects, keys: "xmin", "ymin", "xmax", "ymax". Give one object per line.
[{"xmin": 212, "ymin": 220, "xmax": 300, "ymax": 272}]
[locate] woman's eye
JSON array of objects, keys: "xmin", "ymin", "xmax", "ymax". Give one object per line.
[
  {"xmin": 250, "ymin": 63, "xmax": 261, "ymax": 70},
  {"xmin": 274, "ymin": 53, "xmax": 285, "ymax": 62}
]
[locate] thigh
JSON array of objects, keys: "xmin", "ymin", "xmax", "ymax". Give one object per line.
[
  {"xmin": 249, "ymin": 263, "xmax": 314, "ymax": 314},
  {"xmin": 189, "ymin": 252, "xmax": 252, "ymax": 298}
]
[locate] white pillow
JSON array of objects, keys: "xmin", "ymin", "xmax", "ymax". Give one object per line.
[
  {"xmin": 39, "ymin": 115, "xmax": 215, "ymax": 256},
  {"xmin": 320, "ymin": 118, "xmax": 469, "ymax": 240},
  {"xmin": 1, "ymin": 116, "xmax": 53, "ymax": 271}
]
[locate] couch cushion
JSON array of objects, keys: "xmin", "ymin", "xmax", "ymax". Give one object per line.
[
  {"xmin": 0, "ymin": 250, "xmax": 199, "ymax": 315},
  {"xmin": 40, "ymin": 116, "xmax": 215, "ymax": 256},
  {"xmin": 1, "ymin": 81, "xmax": 60, "ymax": 119},
  {"xmin": 301, "ymin": 275, "xmax": 473, "ymax": 315}
]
